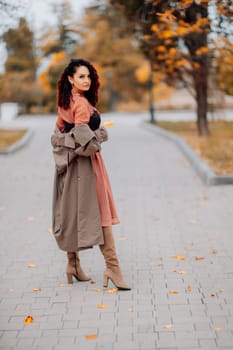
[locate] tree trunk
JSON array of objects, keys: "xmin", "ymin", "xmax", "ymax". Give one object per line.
[{"xmin": 194, "ymin": 64, "xmax": 209, "ymax": 136}]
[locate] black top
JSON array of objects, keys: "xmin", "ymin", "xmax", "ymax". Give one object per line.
[{"xmin": 63, "ymin": 110, "xmax": 101, "ymax": 133}]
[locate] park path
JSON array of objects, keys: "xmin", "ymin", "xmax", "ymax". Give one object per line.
[{"xmin": 0, "ymin": 113, "xmax": 233, "ymax": 350}]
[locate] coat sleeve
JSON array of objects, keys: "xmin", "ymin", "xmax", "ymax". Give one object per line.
[
  {"xmin": 51, "ymin": 125, "xmax": 108, "ymax": 173},
  {"xmin": 72, "ymin": 124, "xmax": 108, "ymax": 157}
]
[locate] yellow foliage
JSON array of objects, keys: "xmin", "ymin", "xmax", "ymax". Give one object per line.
[
  {"xmin": 151, "ymin": 24, "xmax": 159, "ymax": 32},
  {"xmin": 157, "ymin": 45, "xmax": 166, "ymax": 52},
  {"xmin": 195, "ymin": 46, "xmax": 209, "ymax": 55},
  {"xmin": 169, "ymin": 48, "xmax": 177, "ymax": 56},
  {"xmin": 176, "ymin": 26, "xmax": 189, "ymax": 36},
  {"xmin": 175, "ymin": 59, "xmax": 188, "ymax": 67},
  {"xmin": 50, "ymin": 51, "xmax": 66, "ymax": 65},
  {"xmin": 39, "ymin": 71, "xmax": 51, "ymax": 92},
  {"xmin": 135, "ymin": 61, "xmax": 151, "ymax": 83},
  {"xmin": 159, "ymin": 30, "xmax": 175, "ymax": 39},
  {"xmin": 157, "ymin": 54, "xmax": 165, "ymax": 60}
]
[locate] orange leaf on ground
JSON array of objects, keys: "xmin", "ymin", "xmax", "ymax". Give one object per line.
[
  {"xmin": 119, "ymin": 236, "xmax": 127, "ymax": 241},
  {"xmin": 32, "ymin": 288, "xmax": 41, "ymax": 292},
  {"xmin": 171, "ymin": 255, "xmax": 186, "ymax": 261},
  {"xmin": 85, "ymin": 334, "xmax": 98, "ymax": 340},
  {"xmin": 194, "ymin": 256, "xmax": 204, "ymax": 261},
  {"xmin": 105, "ymin": 288, "xmax": 118, "ymax": 294},
  {"xmin": 188, "ymin": 220, "xmax": 198, "ymax": 224},
  {"xmin": 90, "ymin": 280, "xmax": 96, "ymax": 284},
  {"xmin": 24, "ymin": 316, "xmax": 34, "ymax": 324},
  {"xmin": 128, "ymin": 307, "xmax": 134, "ymax": 312},
  {"xmin": 215, "ymin": 327, "xmax": 222, "ymax": 332},
  {"xmin": 27, "ymin": 263, "xmax": 37, "ymax": 268},
  {"xmin": 219, "ymin": 288, "xmax": 224, "ymax": 293},
  {"xmin": 186, "ymin": 285, "xmax": 192, "ymax": 292},
  {"xmin": 210, "ymin": 293, "xmax": 216, "ymax": 297},
  {"xmin": 97, "ymin": 304, "xmax": 110, "ymax": 309},
  {"xmin": 93, "ymin": 288, "xmax": 101, "ymax": 292},
  {"xmin": 178, "ymin": 270, "xmax": 187, "ymax": 275},
  {"xmin": 169, "ymin": 290, "xmax": 179, "ymax": 294},
  {"xmin": 156, "ymin": 262, "xmax": 163, "ymax": 267},
  {"xmin": 27, "ymin": 216, "xmax": 35, "ymax": 222},
  {"xmin": 163, "ymin": 324, "xmax": 173, "ymax": 329},
  {"xmin": 101, "ymin": 121, "xmax": 115, "ymax": 127}
]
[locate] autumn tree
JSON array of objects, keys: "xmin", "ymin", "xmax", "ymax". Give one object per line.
[
  {"xmin": 38, "ymin": 0, "xmax": 79, "ymax": 111},
  {"xmin": 110, "ymin": 0, "xmax": 233, "ymax": 135},
  {"xmin": 0, "ymin": 17, "xmax": 39, "ymax": 112},
  {"xmin": 74, "ymin": 4, "xmax": 148, "ymax": 111},
  {"xmin": 0, "ymin": 0, "xmax": 27, "ymax": 34},
  {"xmin": 215, "ymin": 39, "xmax": 233, "ymax": 96}
]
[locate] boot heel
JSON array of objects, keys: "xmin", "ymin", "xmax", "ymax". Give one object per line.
[
  {"xmin": 67, "ymin": 273, "xmax": 73, "ymax": 284},
  {"xmin": 103, "ymin": 274, "xmax": 109, "ymax": 288}
]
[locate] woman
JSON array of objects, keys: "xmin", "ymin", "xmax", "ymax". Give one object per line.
[{"xmin": 51, "ymin": 58, "xmax": 131, "ymax": 290}]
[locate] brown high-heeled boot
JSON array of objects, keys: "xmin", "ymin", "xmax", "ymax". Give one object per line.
[
  {"xmin": 66, "ymin": 252, "xmax": 91, "ymax": 284},
  {"xmin": 99, "ymin": 226, "xmax": 131, "ymax": 290}
]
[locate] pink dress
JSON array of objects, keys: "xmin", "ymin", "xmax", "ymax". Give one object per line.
[{"xmin": 57, "ymin": 89, "xmax": 120, "ymax": 227}]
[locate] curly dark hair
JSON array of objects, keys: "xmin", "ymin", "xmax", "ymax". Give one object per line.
[{"xmin": 57, "ymin": 58, "xmax": 100, "ymax": 109}]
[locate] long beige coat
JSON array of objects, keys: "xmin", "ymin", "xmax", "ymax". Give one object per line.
[{"xmin": 51, "ymin": 124, "xmax": 108, "ymax": 251}]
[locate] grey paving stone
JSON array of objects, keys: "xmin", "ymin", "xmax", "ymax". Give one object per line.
[{"xmin": 1, "ymin": 114, "xmax": 233, "ymax": 350}]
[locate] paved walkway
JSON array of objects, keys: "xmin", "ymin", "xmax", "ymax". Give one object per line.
[{"xmin": 0, "ymin": 113, "xmax": 233, "ymax": 350}]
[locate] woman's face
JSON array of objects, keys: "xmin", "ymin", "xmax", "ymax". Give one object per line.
[{"xmin": 68, "ymin": 65, "xmax": 91, "ymax": 93}]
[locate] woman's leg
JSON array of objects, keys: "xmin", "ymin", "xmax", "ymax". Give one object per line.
[
  {"xmin": 99, "ymin": 226, "xmax": 131, "ymax": 290},
  {"xmin": 66, "ymin": 252, "xmax": 91, "ymax": 284}
]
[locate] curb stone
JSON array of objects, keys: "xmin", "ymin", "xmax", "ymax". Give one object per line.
[
  {"xmin": 142, "ymin": 121, "xmax": 233, "ymax": 186},
  {"xmin": 0, "ymin": 128, "xmax": 33, "ymax": 154}
]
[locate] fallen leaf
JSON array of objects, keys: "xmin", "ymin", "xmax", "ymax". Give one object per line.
[
  {"xmin": 97, "ymin": 304, "xmax": 110, "ymax": 309},
  {"xmin": 178, "ymin": 270, "xmax": 187, "ymax": 275},
  {"xmin": 169, "ymin": 290, "xmax": 179, "ymax": 294},
  {"xmin": 0, "ymin": 205, "xmax": 6, "ymax": 212},
  {"xmin": 163, "ymin": 324, "xmax": 173, "ymax": 329},
  {"xmin": 188, "ymin": 220, "xmax": 198, "ymax": 224},
  {"xmin": 90, "ymin": 280, "xmax": 96, "ymax": 284},
  {"xmin": 171, "ymin": 255, "xmax": 186, "ymax": 261},
  {"xmin": 119, "ymin": 236, "xmax": 127, "ymax": 241},
  {"xmin": 85, "ymin": 334, "xmax": 98, "ymax": 340},
  {"xmin": 128, "ymin": 307, "xmax": 134, "ymax": 312},
  {"xmin": 219, "ymin": 288, "xmax": 224, "ymax": 293},
  {"xmin": 186, "ymin": 285, "xmax": 192, "ymax": 292},
  {"xmin": 210, "ymin": 248, "xmax": 218, "ymax": 254},
  {"xmin": 194, "ymin": 256, "xmax": 204, "ymax": 261},
  {"xmin": 32, "ymin": 288, "xmax": 41, "ymax": 292},
  {"xmin": 47, "ymin": 227, "xmax": 53, "ymax": 233},
  {"xmin": 24, "ymin": 316, "xmax": 34, "ymax": 324},
  {"xmin": 156, "ymin": 262, "xmax": 163, "ymax": 267},
  {"xmin": 27, "ymin": 263, "xmax": 37, "ymax": 268},
  {"xmin": 105, "ymin": 288, "xmax": 118, "ymax": 294},
  {"xmin": 93, "ymin": 288, "xmax": 101, "ymax": 292},
  {"xmin": 101, "ymin": 121, "xmax": 115, "ymax": 127},
  {"xmin": 215, "ymin": 327, "xmax": 222, "ymax": 332},
  {"xmin": 210, "ymin": 293, "xmax": 216, "ymax": 297},
  {"xmin": 27, "ymin": 216, "xmax": 35, "ymax": 222}
]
